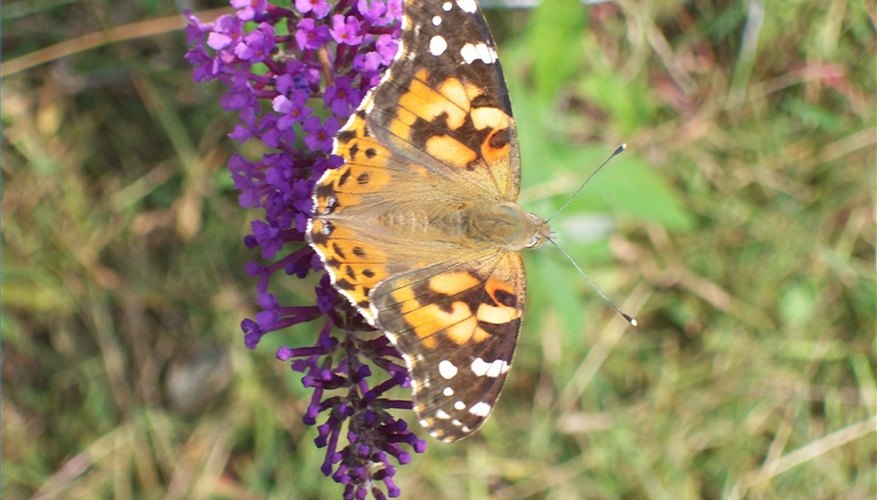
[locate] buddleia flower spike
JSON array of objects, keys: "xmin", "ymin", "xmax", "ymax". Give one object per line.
[{"xmin": 186, "ymin": 1, "xmax": 425, "ymax": 498}]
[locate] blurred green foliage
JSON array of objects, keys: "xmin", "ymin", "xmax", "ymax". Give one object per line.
[{"xmin": 3, "ymin": 0, "xmax": 874, "ymax": 498}]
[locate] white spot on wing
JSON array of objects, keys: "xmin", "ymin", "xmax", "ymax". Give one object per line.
[
  {"xmin": 460, "ymin": 43, "xmax": 478, "ymax": 64},
  {"xmin": 476, "ymin": 42, "xmax": 495, "ymax": 63},
  {"xmin": 456, "ymin": 0, "xmax": 477, "ymax": 13},
  {"xmin": 439, "ymin": 360, "xmax": 458, "ymax": 379},
  {"xmin": 454, "ymin": 401, "xmax": 466, "ymax": 410},
  {"xmin": 429, "ymin": 35, "xmax": 448, "ymax": 56},
  {"xmin": 471, "ymin": 357, "xmax": 489, "ymax": 376},
  {"xmin": 471, "ymin": 357, "xmax": 510, "ymax": 377},
  {"xmin": 452, "ymin": 419, "xmax": 463, "ymax": 427},
  {"xmin": 443, "ymin": 386, "xmax": 454, "ymax": 397},
  {"xmin": 432, "ymin": 15, "xmax": 442, "ymax": 26},
  {"xmin": 396, "ymin": 40, "xmax": 406, "ymax": 60},
  {"xmin": 442, "ymin": 1, "xmax": 452, "ymax": 11},
  {"xmin": 469, "ymin": 401, "xmax": 491, "ymax": 417},
  {"xmin": 460, "ymin": 42, "xmax": 496, "ymax": 65},
  {"xmin": 489, "ymin": 359, "xmax": 509, "ymax": 377},
  {"xmin": 436, "ymin": 409, "xmax": 451, "ymax": 420}
]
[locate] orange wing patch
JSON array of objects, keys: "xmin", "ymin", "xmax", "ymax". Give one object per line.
[
  {"xmin": 400, "ymin": 70, "xmax": 469, "ymax": 130},
  {"xmin": 370, "ymin": 253, "xmax": 526, "ymax": 442},
  {"xmin": 425, "ymin": 135, "xmax": 478, "ymax": 167},
  {"xmin": 372, "ymin": 254, "xmax": 523, "ymax": 349},
  {"xmin": 384, "ymin": 69, "xmax": 514, "ymax": 175},
  {"xmin": 307, "ymin": 219, "xmax": 389, "ymax": 319},
  {"xmin": 313, "ymin": 113, "xmax": 395, "ymax": 213}
]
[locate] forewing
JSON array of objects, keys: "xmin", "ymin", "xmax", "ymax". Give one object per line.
[
  {"xmin": 370, "ymin": 252, "xmax": 526, "ymax": 442},
  {"xmin": 311, "ymin": 107, "xmax": 491, "ymax": 321},
  {"xmin": 366, "ymin": 0, "xmax": 521, "ymax": 201}
]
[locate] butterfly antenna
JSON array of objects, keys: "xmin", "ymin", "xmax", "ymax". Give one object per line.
[
  {"xmin": 545, "ymin": 236, "xmax": 637, "ymax": 327},
  {"xmin": 545, "ymin": 143, "xmax": 627, "ymax": 224}
]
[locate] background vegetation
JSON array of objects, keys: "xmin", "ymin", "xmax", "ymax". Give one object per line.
[{"xmin": 3, "ymin": 0, "xmax": 874, "ymax": 498}]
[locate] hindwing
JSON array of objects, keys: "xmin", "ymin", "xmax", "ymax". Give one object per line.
[{"xmin": 371, "ymin": 252, "xmax": 525, "ymax": 441}]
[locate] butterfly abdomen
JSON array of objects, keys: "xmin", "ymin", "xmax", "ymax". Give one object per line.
[{"xmin": 373, "ymin": 201, "xmax": 546, "ymax": 252}]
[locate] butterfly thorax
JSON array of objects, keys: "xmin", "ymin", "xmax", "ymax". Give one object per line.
[{"xmin": 377, "ymin": 200, "xmax": 549, "ymax": 251}]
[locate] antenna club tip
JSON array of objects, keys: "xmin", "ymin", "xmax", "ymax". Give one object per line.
[
  {"xmin": 622, "ymin": 313, "xmax": 637, "ymax": 326},
  {"xmin": 613, "ymin": 144, "xmax": 627, "ymax": 155},
  {"xmin": 620, "ymin": 143, "xmax": 627, "ymax": 150}
]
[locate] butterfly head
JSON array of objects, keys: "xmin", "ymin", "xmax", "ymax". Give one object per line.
[
  {"xmin": 524, "ymin": 211, "xmax": 552, "ymax": 249},
  {"xmin": 483, "ymin": 201, "xmax": 550, "ymax": 251}
]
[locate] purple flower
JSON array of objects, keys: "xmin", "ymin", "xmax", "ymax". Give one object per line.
[
  {"xmin": 386, "ymin": 0, "xmax": 403, "ymax": 20},
  {"xmin": 231, "ymin": 0, "xmax": 268, "ymax": 20},
  {"xmin": 330, "ymin": 15, "xmax": 364, "ymax": 46},
  {"xmin": 220, "ymin": 74, "xmax": 258, "ymax": 112},
  {"xmin": 296, "ymin": 17, "xmax": 332, "ymax": 51},
  {"xmin": 185, "ymin": 2, "xmax": 418, "ymax": 498},
  {"xmin": 273, "ymin": 90, "xmax": 313, "ymax": 130},
  {"xmin": 353, "ymin": 51, "xmax": 383, "ymax": 76},
  {"xmin": 229, "ymin": 153, "xmax": 262, "ymax": 207},
  {"xmin": 358, "ymin": 0, "xmax": 402, "ymax": 26},
  {"xmin": 357, "ymin": 0, "xmax": 387, "ymax": 22},
  {"xmin": 206, "ymin": 14, "xmax": 244, "ymax": 51},
  {"xmin": 324, "ymin": 76, "xmax": 362, "ymax": 118},
  {"xmin": 296, "ymin": 0, "xmax": 332, "ymax": 18},
  {"xmin": 303, "ymin": 116, "xmax": 341, "ymax": 153},
  {"xmin": 375, "ymin": 34, "xmax": 399, "ymax": 64},
  {"xmin": 250, "ymin": 219, "xmax": 284, "ymax": 259},
  {"xmin": 276, "ymin": 61, "xmax": 320, "ymax": 93},
  {"xmin": 234, "ymin": 23, "xmax": 275, "ymax": 62}
]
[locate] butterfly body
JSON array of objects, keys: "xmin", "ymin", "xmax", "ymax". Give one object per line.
[
  {"xmin": 307, "ymin": 0, "xmax": 544, "ymax": 442},
  {"xmin": 321, "ymin": 199, "xmax": 546, "ymax": 250}
]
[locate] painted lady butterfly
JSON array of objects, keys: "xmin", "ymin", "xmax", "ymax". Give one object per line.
[{"xmin": 307, "ymin": 0, "xmax": 549, "ymax": 442}]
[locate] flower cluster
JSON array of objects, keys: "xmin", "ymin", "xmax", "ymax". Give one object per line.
[{"xmin": 185, "ymin": 1, "xmax": 426, "ymax": 497}]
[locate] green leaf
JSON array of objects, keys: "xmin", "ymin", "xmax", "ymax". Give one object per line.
[
  {"xmin": 507, "ymin": 45, "xmax": 693, "ymax": 233},
  {"xmin": 525, "ymin": 0, "xmax": 588, "ymax": 105},
  {"xmin": 783, "ymin": 95, "xmax": 844, "ymax": 132},
  {"xmin": 577, "ymin": 64, "xmax": 660, "ymax": 135},
  {"xmin": 561, "ymin": 146, "xmax": 696, "ymax": 231},
  {"xmin": 527, "ymin": 251, "xmax": 584, "ymax": 345}
]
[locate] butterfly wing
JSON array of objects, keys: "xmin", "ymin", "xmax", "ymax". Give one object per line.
[
  {"xmin": 311, "ymin": 0, "xmax": 523, "ymax": 320},
  {"xmin": 310, "ymin": 110, "xmax": 447, "ymax": 321},
  {"xmin": 366, "ymin": 0, "xmax": 521, "ymax": 201},
  {"xmin": 308, "ymin": 0, "xmax": 529, "ymax": 442},
  {"xmin": 370, "ymin": 252, "xmax": 525, "ymax": 442}
]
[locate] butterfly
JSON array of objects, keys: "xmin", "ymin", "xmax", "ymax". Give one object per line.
[{"xmin": 307, "ymin": 0, "xmax": 550, "ymax": 442}]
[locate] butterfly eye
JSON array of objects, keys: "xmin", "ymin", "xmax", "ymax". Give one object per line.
[
  {"xmin": 525, "ymin": 233, "xmax": 544, "ymax": 248},
  {"xmin": 524, "ymin": 212, "xmax": 550, "ymax": 249}
]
